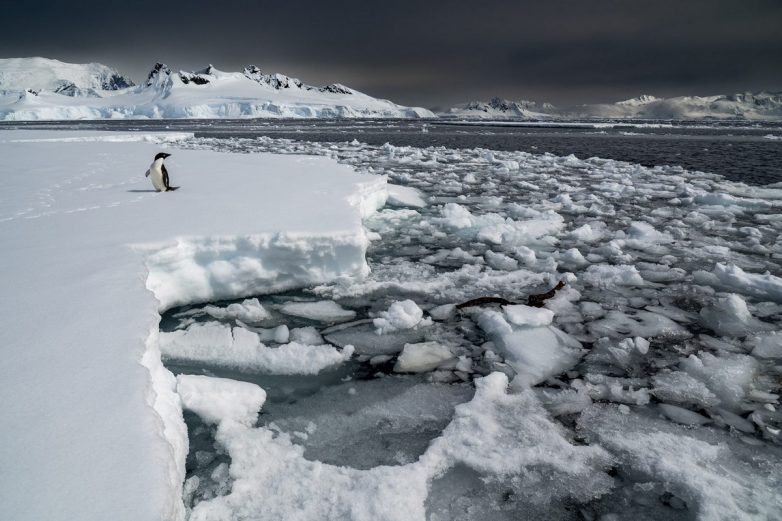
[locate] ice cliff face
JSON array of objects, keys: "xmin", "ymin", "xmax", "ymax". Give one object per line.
[{"xmin": 0, "ymin": 58, "xmax": 434, "ymax": 120}]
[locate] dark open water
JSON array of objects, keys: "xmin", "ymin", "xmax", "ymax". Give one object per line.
[{"xmin": 2, "ymin": 118, "xmax": 781, "ymax": 184}]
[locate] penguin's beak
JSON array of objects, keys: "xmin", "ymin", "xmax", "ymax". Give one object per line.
[{"xmin": 165, "ymin": 153, "xmax": 172, "ymax": 158}]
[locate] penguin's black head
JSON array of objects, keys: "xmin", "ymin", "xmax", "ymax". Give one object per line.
[{"xmin": 154, "ymin": 152, "xmax": 171, "ymax": 160}]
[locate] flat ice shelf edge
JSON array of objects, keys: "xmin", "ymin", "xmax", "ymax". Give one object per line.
[
  {"xmin": 137, "ymin": 170, "xmax": 388, "ymax": 520},
  {"xmin": 0, "ymin": 131, "xmax": 388, "ymax": 521}
]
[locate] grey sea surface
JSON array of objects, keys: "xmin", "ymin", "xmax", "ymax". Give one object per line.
[{"xmin": 3, "ymin": 118, "xmax": 781, "ymax": 184}]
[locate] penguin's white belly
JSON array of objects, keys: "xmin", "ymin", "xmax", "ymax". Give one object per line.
[{"xmin": 147, "ymin": 163, "xmax": 166, "ymax": 191}]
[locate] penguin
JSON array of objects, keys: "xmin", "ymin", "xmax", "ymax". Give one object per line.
[{"xmin": 145, "ymin": 152, "xmax": 178, "ymax": 192}]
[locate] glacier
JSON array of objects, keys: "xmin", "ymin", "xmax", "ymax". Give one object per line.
[{"xmin": 0, "ymin": 58, "xmax": 433, "ymax": 120}]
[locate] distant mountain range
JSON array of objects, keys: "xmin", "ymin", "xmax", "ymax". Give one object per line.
[
  {"xmin": 444, "ymin": 93, "xmax": 782, "ymax": 121},
  {"xmin": 0, "ymin": 57, "xmax": 433, "ymax": 120},
  {"xmin": 1, "ymin": 58, "xmax": 780, "ymax": 121}
]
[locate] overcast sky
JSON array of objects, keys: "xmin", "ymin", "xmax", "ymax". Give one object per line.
[{"xmin": 3, "ymin": 0, "xmax": 781, "ymax": 108}]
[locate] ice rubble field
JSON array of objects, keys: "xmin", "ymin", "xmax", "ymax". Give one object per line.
[
  {"xmin": 159, "ymin": 134, "xmax": 782, "ymax": 521},
  {"xmin": 2, "ymin": 128, "xmax": 782, "ymax": 521}
]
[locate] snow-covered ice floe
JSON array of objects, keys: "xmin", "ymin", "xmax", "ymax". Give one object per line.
[{"xmin": 0, "ymin": 130, "xmax": 386, "ymax": 521}]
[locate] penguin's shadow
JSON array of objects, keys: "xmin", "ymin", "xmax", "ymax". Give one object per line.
[{"xmin": 126, "ymin": 189, "xmax": 158, "ymax": 193}]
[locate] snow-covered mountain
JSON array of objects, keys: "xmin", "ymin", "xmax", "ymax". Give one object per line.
[
  {"xmin": 577, "ymin": 92, "xmax": 782, "ymax": 120},
  {"xmin": 445, "ymin": 97, "xmax": 556, "ymax": 119},
  {"xmin": 0, "ymin": 58, "xmax": 433, "ymax": 120},
  {"xmin": 444, "ymin": 92, "xmax": 782, "ymax": 121},
  {"xmin": 0, "ymin": 57, "xmax": 134, "ymax": 96}
]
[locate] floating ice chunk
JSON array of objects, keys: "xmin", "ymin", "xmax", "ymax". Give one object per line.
[
  {"xmin": 580, "ymin": 301, "xmax": 606, "ymax": 320},
  {"xmin": 748, "ymin": 331, "xmax": 782, "ymax": 358},
  {"xmin": 582, "ymin": 264, "xmax": 645, "ymax": 288},
  {"xmin": 699, "ymin": 334, "xmax": 744, "ymax": 353},
  {"xmin": 394, "ymin": 342, "xmax": 454, "ymax": 373},
  {"xmin": 644, "ymin": 304, "xmax": 697, "ymax": 323},
  {"xmin": 583, "ymin": 374, "xmax": 651, "ymax": 405},
  {"xmin": 638, "ymin": 264, "xmax": 687, "ymax": 283},
  {"xmin": 289, "ymin": 326, "xmax": 324, "ymax": 346},
  {"xmin": 273, "ymin": 325, "xmax": 290, "ymax": 344},
  {"xmin": 625, "ymin": 220, "xmax": 673, "ymax": 245},
  {"xmin": 422, "ymin": 247, "xmax": 483, "ymax": 265},
  {"xmin": 160, "ymin": 322, "xmax": 353, "ymax": 374},
  {"xmin": 440, "ymin": 203, "xmax": 478, "ymax": 229},
  {"xmin": 588, "ymin": 310, "xmax": 690, "ymax": 339},
  {"xmin": 437, "ymin": 204, "xmax": 564, "ymax": 249},
  {"xmin": 369, "ymin": 354, "xmax": 393, "ymax": 366},
  {"xmin": 715, "ymin": 408, "xmax": 755, "ymax": 433},
  {"xmin": 386, "ymin": 184, "xmax": 427, "ymax": 208},
  {"xmin": 658, "ymin": 403, "xmax": 711, "ymax": 425},
  {"xmin": 279, "ymin": 300, "xmax": 356, "ymax": 322},
  {"xmin": 558, "ymin": 248, "xmax": 590, "ymax": 268},
  {"xmin": 652, "ymin": 371, "xmax": 720, "ymax": 409},
  {"xmin": 475, "ymin": 213, "xmax": 564, "ymax": 248},
  {"xmin": 693, "ymin": 192, "xmax": 771, "ymax": 210},
  {"xmin": 373, "ymin": 300, "xmax": 433, "ymax": 334},
  {"xmin": 484, "ymin": 250, "xmax": 518, "ymax": 271},
  {"xmin": 699, "ymin": 293, "xmax": 772, "ymax": 337},
  {"xmin": 693, "ymin": 263, "xmax": 782, "ymax": 303},
  {"xmin": 535, "ymin": 387, "xmax": 593, "ymax": 416},
  {"xmin": 502, "ymin": 304, "xmax": 554, "ymax": 327},
  {"xmin": 428, "ymin": 304, "xmax": 456, "ymax": 321},
  {"xmin": 239, "ymin": 323, "xmax": 290, "ymax": 344},
  {"xmin": 681, "ymin": 352, "xmax": 758, "ymax": 410},
  {"xmin": 177, "ymin": 374, "xmax": 266, "ymax": 426},
  {"xmin": 477, "ymin": 310, "xmax": 583, "ymax": 388},
  {"xmin": 201, "ymin": 298, "xmax": 271, "ymax": 323},
  {"xmin": 585, "ymin": 337, "xmax": 650, "ymax": 371},
  {"xmin": 569, "ymin": 222, "xmax": 607, "ymax": 243}
]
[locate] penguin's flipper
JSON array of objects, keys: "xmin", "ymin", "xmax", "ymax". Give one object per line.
[
  {"xmin": 162, "ymin": 164, "xmax": 170, "ymax": 189},
  {"xmin": 145, "ymin": 169, "xmax": 151, "ymax": 177}
]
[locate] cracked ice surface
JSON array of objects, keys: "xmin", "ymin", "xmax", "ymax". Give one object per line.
[{"xmin": 172, "ymin": 134, "xmax": 782, "ymax": 520}]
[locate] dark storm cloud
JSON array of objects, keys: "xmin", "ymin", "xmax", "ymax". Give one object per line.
[{"xmin": 2, "ymin": 0, "xmax": 781, "ymax": 107}]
